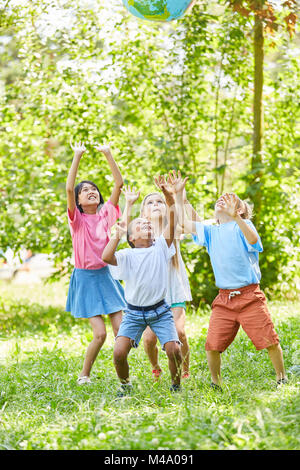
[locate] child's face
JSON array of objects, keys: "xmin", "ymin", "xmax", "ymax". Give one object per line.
[
  {"xmin": 143, "ymin": 194, "xmax": 166, "ymax": 220},
  {"xmin": 78, "ymin": 183, "xmax": 100, "ymax": 209},
  {"xmin": 214, "ymin": 196, "xmax": 226, "ymax": 218},
  {"xmin": 129, "ymin": 218, "xmax": 155, "ymax": 247}
]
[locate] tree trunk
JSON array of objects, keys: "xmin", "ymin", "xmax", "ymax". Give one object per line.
[{"xmin": 252, "ymin": 8, "xmax": 264, "ymax": 223}]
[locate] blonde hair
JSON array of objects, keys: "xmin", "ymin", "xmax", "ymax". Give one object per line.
[
  {"xmin": 237, "ymin": 198, "xmax": 253, "ymax": 220},
  {"xmin": 140, "ymin": 192, "xmax": 180, "ymax": 271}
]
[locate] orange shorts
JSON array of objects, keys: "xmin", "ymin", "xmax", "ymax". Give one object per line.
[{"xmin": 205, "ymin": 284, "xmax": 279, "ymax": 352}]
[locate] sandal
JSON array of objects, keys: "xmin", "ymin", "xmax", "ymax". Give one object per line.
[
  {"xmin": 116, "ymin": 383, "xmax": 133, "ymax": 397},
  {"xmin": 276, "ymin": 377, "xmax": 288, "ymax": 387},
  {"xmin": 152, "ymin": 368, "xmax": 163, "ymax": 379},
  {"xmin": 170, "ymin": 384, "xmax": 181, "ymax": 392},
  {"xmin": 77, "ymin": 376, "xmax": 91, "ymax": 385},
  {"xmin": 182, "ymin": 372, "xmax": 190, "ymax": 379},
  {"xmin": 210, "ymin": 382, "xmax": 222, "ymax": 392}
]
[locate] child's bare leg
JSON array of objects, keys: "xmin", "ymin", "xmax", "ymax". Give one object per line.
[
  {"xmin": 267, "ymin": 343, "xmax": 286, "ymax": 381},
  {"xmin": 108, "ymin": 310, "xmax": 123, "ymax": 337},
  {"xmin": 206, "ymin": 350, "xmax": 222, "ymax": 385},
  {"xmin": 172, "ymin": 307, "xmax": 190, "ymax": 375},
  {"xmin": 143, "ymin": 327, "xmax": 160, "ymax": 369},
  {"xmin": 164, "ymin": 341, "xmax": 182, "ymax": 385},
  {"xmin": 80, "ymin": 315, "xmax": 107, "ymax": 377},
  {"xmin": 113, "ymin": 336, "xmax": 132, "ymax": 383}
]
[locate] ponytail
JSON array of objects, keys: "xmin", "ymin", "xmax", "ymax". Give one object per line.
[
  {"xmin": 240, "ymin": 200, "xmax": 253, "ymax": 220},
  {"xmin": 227, "ymin": 193, "xmax": 254, "ymax": 220}
]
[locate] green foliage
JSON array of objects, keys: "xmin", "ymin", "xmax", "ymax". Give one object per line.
[{"xmin": 0, "ymin": 0, "xmax": 299, "ymax": 304}]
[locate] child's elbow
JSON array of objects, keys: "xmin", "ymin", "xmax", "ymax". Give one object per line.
[
  {"xmin": 102, "ymin": 254, "xmax": 117, "ymax": 266},
  {"xmin": 116, "ymin": 178, "xmax": 124, "ymax": 189},
  {"xmin": 250, "ymin": 235, "xmax": 258, "ymax": 245},
  {"xmin": 101, "ymin": 253, "xmax": 109, "ymax": 264},
  {"xmin": 66, "ymin": 185, "xmax": 74, "ymax": 194}
]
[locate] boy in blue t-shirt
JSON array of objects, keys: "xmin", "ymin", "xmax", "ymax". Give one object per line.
[{"xmin": 171, "ymin": 172, "xmax": 287, "ymax": 390}]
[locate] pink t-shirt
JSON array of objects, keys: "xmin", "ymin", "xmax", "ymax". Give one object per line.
[{"xmin": 68, "ymin": 200, "xmax": 121, "ymax": 270}]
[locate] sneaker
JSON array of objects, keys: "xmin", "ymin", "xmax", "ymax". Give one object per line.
[
  {"xmin": 277, "ymin": 377, "xmax": 288, "ymax": 387},
  {"xmin": 152, "ymin": 368, "xmax": 163, "ymax": 379},
  {"xmin": 116, "ymin": 383, "xmax": 133, "ymax": 398},
  {"xmin": 170, "ymin": 383, "xmax": 181, "ymax": 392},
  {"xmin": 77, "ymin": 376, "xmax": 91, "ymax": 385},
  {"xmin": 182, "ymin": 372, "xmax": 190, "ymax": 380},
  {"xmin": 210, "ymin": 382, "xmax": 222, "ymax": 392}
]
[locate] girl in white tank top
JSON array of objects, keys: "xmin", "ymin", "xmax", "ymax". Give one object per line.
[{"xmin": 140, "ymin": 190, "xmax": 192, "ymax": 379}]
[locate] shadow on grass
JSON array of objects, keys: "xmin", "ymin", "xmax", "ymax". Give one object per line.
[
  {"xmin": 1, "ymin": 342, "xmax": 299, "ymax": 451},
  {"xmin": 0, "ymin": 296, "xmax": 76, "ymax": 337},
  {"xmin": 1, "ymin": 299, "xmax": 299, "ymax": 450}
]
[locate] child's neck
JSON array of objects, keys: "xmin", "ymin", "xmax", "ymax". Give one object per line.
[
  {"xmin": 217, "ymin": 214, "xmax": 235, "ymax": 224},
  {"xmin": 82, "ymin": 206, "xmax": 97, "ymax": 215},
  {"xmin": 134, "ymin": 239, "xmax": 154, "ymax": 248}
]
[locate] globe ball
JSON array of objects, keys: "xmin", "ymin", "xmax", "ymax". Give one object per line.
[{"xmin": 122, "ymin": 0, "xmax": 195, "ymax": 22}]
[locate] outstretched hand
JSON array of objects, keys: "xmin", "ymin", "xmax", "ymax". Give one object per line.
[
  {"xmin": 154, "ymin": 174, "xmax": 173, "ymax": 193},
  {"xmin": 218, "ymin": 193, "xmax": 240, "ymax": 219},
  {"xmin": 122, "ymin": 185, "xmax": 140, "ymax": 205},
  {"xmin": 154, "ymin": 175, "xmax": 175, "ymax": 204},
  {"xmin": 114, "ymin": 220, "xmax": 127, "ymax": 239},
  {"xmin": 70, "ymin": 140, "xmax": 86, "ymax": 158},
  {"xmin": 168, "ymin": 170, "xmax": 189, "ymax": 194},
  {"xmin": 93, "ymin": 142, "xmax": 111, "ymax": 154}
]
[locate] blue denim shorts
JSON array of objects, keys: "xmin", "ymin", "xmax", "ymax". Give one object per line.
[{"xmin": 116, "ymin": 300, "xmax": 180, "ymax": 349}]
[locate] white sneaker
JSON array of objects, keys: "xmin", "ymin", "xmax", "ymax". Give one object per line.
[{"xmin": 77, "ymin": 376, "xmax": 91, "ymax": 385}]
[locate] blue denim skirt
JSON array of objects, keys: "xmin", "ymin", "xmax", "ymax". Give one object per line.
[{"xmin": 66, "ymin": 266, "xmax": 126, "ymax": 319}]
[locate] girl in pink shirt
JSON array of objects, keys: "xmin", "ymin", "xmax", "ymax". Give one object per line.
[{"xmin": 66, "ymin": 141, "xmax": 126, "ymax": 385}]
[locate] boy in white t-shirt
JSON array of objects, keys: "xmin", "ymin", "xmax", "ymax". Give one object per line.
[{"xmin": 102, "ymin": 177, "xmax": 186, "ymax": 395}]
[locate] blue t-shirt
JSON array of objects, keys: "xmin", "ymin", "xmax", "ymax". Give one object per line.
[{"xmin": 193, "ymin": 220, "xmax": 263, "ymax": 289}]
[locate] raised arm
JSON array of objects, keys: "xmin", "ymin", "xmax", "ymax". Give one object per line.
[
  {"xmin": 121, "ymin": 185, "xmax": 140, "ymax": 227},
  {"xmin": 102, "ymin": 220, "xmax": 127, "ymax": 266},
  {"xmin": 94, "ymin": 143, "xmax": 123, "ymax": 207},
  {"xmin": 220, "ymin": 193, "xmax": 258, "ymax": 245},
  {"xmin": 66, "ymin": 141, "xmax": 86, "ymax": 215},
  {"xmin": 154, "ymin": 175, "xmax": 176, "ymax": 247},
  {"xmin": 168, "ymin": 171, "xmax": 196, "ymax": 234},
  {"xmin": 183, "ymin": 188, "xmax": 202, "ymax": 223},
  {"xmin": 153, "ymin": 174, "xmax": 182, "ymax": 239},
  {"xmin": 156, "ymin": 174, "xmax": 200, "ymax": 235}
]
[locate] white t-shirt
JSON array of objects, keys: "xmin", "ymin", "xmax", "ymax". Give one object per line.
[{"xmin": 109, "ymin": 235, "xmax": 175, "ymax": 307}]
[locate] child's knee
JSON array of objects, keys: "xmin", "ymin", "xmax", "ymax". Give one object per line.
[
  {"xmin": 113, "ymin": 348, "xmax": 127, "ymax": 365},
  {"xmin": 165, "ymin": 342, "xmax": 182, "ymax": 361},
  {"xmin": 113, "ymin": 340, "xmax": 131, "ymax": 364},
  {"xmin": 143, "ymin": 334, "xmax": 157, "ymax": 349},
  {"xmin": 94, "ymin": 331, "xmax": 107, "ymax": 345},
  {"xmin": 267, "ymin": 343, "xmax": 281, "ymax": 352}
]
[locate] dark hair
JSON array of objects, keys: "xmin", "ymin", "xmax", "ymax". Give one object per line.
[
  {"xmin": 127, "ymin": 232, "xmax": 135, "ymax": 248},
  {"xmin": 74, "ymin": 180, "xmax": 104, "ymax": 213},
  {"xmin": 126, "ymin": 221, "xmax": 135, "ymax": 248}
]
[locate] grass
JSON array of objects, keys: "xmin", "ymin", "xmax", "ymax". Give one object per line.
[{"xmin": 0, "ymin": 280, "xmax": 299, "ymax": 450}]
